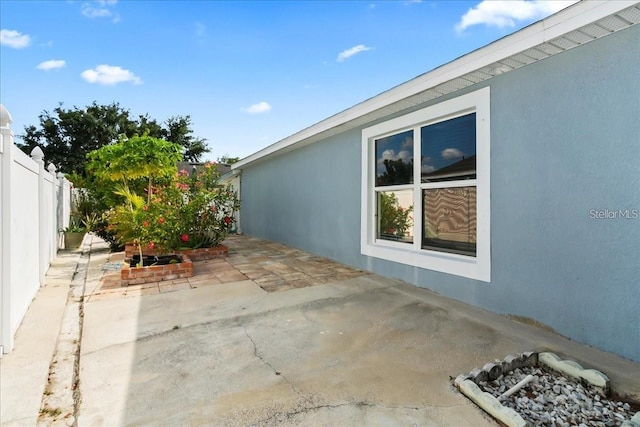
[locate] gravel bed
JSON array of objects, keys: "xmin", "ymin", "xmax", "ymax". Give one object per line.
[{"xmin": 478, "ymin": 366, "xmax": 636, "ymax": 426}]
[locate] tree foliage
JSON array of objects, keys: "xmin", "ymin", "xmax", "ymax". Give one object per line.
[
  {"xmin": 376, "ymin": 158, "xmax": 413, "ymax": 186},
  {"xmin": 17, "ymin": 102, "xmax": 210, "ymax": 175},
  {"xmin": 164, "ymin": 116, "xmax": 209, "ymax": 163},
  {"xmin": 379, "ymin": 192, "xmax": 413, "ymax": 239},
  {"xmin": 217, "ymin": 155, "xmax": 240, "ymax": 165},
  {"xmin": 87, "ymin": 134, "xmax": 182, "ymax": 187}
]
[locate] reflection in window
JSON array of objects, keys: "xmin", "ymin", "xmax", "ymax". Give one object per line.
[
  {"xmin": 423, "ymin": 187, "xmax": 476, "ymax": 256},
  {"xmin": 376, "ymin": 130, "xmax": 414, "ymax": 186},
  {"xmin": 377, "ymin": 189, "xmax": 413, "ymax": 243},
  {"xmin": 421, "ymin": 113, "xmax": 476, "ymax": 182}
]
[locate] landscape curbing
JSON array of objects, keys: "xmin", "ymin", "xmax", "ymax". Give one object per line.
[
  {"xmin": 454, "ymin": 351, "xmax": 636, "ymax": 426},
  {"xmin": 538, "ymin": 351, "xmax": 610, "ymax": 395},
  {"xmin": 454, "ymin": 376, "xmax": 530, "ymax": 427},
  {"xmin": 622, "ymin": 412, "xmax": 640, "ymax": 427}
]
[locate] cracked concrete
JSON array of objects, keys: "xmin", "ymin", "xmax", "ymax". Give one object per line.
[
  {"xmin": 242, "ymin": 323, "xmax": 319, "ymax": 415},
  {"xmin": 77, "ymin": 255, "xmax": 507, "ymax": 425},
  {"xmin": 77, "ymin": 260, "xmax": 640, "ymax": 426},
  {"xmin": 6, "ymin": 235, "xmax": 640, "ymax": 426}
]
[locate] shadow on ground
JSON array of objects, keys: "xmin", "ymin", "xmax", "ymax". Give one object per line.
[{"xmin": 78, "ymin": 235, "xmax": 640, "ymax": 426}]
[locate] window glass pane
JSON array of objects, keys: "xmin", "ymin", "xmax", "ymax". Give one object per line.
[
  {"xmin": 375, "ymin": 130, "xmax": 414, "ymax": 186},
  {"xmin": 421, "ymin": 113, "xmax": 476, "ymax": 183},
  {"xmin": 422, "ymin": 187, "xmax": 476, "ymax": 256},
  {"xmin": 377, "ymin": 189, "xmax": 414, "ymax": 243}
]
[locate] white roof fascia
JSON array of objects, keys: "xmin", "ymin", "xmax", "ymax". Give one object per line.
[
  {"xmin": 219, "ymin": 168, "xmax": 241, "ymax": 183},
  {"xmin": 233, "ymin": 0, "xmax": 639, "ymax": 170}
]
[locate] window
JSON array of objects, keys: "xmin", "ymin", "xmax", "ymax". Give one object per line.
[{"xmin": 361, "ymin": 87, "xmax": 490, "ymax": 282}]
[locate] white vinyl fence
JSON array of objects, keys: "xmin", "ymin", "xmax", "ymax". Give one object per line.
[{"xmin": 0, "ymin": 104, "xmax": 72, "ymax": 354}]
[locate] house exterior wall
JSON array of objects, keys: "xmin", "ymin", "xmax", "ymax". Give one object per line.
[{"xmin": 239, "ymin": 24, "xmax": 640, "ymax": 362}]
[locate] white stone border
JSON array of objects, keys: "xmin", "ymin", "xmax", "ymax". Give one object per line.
[
  {"xmin": 538, "ymin": 352, "xmax": 609, "ymax": 395},
  {"xmin": 454, "ymin": 351, "xmax": 638, "ymax": 427},
  {"xmin": 454, "ymin": 375, "xmax": 531, "ymax": 427}
]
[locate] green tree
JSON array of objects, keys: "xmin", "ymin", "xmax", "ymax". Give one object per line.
[
  {"xmin": 379, "ymin": 192, "xmax": 413, "ymax": 239},
  {"xmin": 376, "ymin": 158, "xmax": 414, "ymax": 186},
  {"xmin": 17, "ymin": 102, "xmax": 210, "ymax": 175},
  {"xmin": 87, "ymin": 134, "xmax": 183, "ymax": 203},
  {"xmin": 163, "ymin": 116, "xmax": 209, "ymax": 162},
  {"xmin": 86, "ymin": 135, "xmax": 184, "ymax": 257},
  {"xmin": 217, "ymin": 155, "xmax": 240, "ymax": 165}
]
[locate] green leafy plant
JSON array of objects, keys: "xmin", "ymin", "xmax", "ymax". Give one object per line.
[
  {"xmin": 87, "ymin": 133, "xmax": 183, "ymax": 203},
  {"xmin": 82, "ymin": 212, "xmax": 101, "ymax": 231},
  {"xmin": 379, "ymin": 192, "xmax": 413, "ymax": 239},
  {"xmin": 112, "ymin": 163, "xmax": 240, "ymax": 254},
  {"xmin": 63, "ymin": 216, "xmax": 87, "ymax": 233},
  {"xmin": 85, "ymin": 135, "xmax": 239, "ymax": 257}
]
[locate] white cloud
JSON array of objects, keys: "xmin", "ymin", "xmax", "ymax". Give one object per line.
[
  {"xmin": 36, "ymin": 59, "xmax": 66, "ymax": 71},
  {"xmin": 381, "ymin": 149, "xmax": 395, "ymax": 161},
  {"xmin": 455, "ymin": 1, "xmax": 578, "ymax": 32},
  {"xmin": 397, "ymin": 150, "xmax": 411, "ymax": 162},
  {"xmin": 81, "ymin": 1, "xmax": 120, "ymax": 22},
  {"xmin": 421, "ymin": 157, "xmax": 435, "ymax": 174},
  {"xmin": 337, "ymin": 44, "xmax": 372, "ymax": 62},
  {"xmin": 243, "ymin": 102, "xmax": 272, "ymax": 114},
  {"xmin": 441, "ymin": 148, "xmax": 464, "ymax": 159},
  {"xmin": 377, "ymin": 149, "xmax": 412, "ymax": 173},
  {"xmin": 422, "ymin": 164, "xmax": 436, "ymax": 174},
  {"xmin": 81, "ymin": 64, "xmax": 142, "ymax": 85},
  {"xmin": 0, "ymin": 29, "xmax": 31, "ymax": 49}
]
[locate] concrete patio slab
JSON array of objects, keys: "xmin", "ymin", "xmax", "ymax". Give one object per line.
[
  {"xmin": 76, "ymin": 237, "xmax": 640, "ymax": 426},
  {"xmin": 3, "ymin": 234, "xmax": 639, "ymax": 426}
]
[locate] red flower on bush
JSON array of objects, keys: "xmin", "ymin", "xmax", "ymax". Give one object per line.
[
  {"xmin": 106, "ymin": 154, "xmax": 239, "ymax": 252},
  {"xmin": 148, "ymin": 242, "xmax": 155, "ymax": 250}
]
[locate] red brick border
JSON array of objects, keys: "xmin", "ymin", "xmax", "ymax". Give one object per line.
[
  {"xmin": 121, "ymin": 254, "xmax": 194, "ymax": 286},
  {"xmin": 125, "ymin": 244, "xmax": 228, "ymax": 261}
]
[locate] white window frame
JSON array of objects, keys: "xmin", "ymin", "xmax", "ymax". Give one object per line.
[{"xmin": 360, "ymin": 87, "xmax": 491, "ymax": 282}]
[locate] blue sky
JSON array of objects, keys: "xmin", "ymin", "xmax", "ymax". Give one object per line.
[{"xmin": 1, "ymin": 0, "xmax": 576, "ymax": 162}]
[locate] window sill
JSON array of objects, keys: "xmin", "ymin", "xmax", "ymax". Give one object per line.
[{"xmin": 361, "ymin": 241, "xmax": 490, "ymax": 282}]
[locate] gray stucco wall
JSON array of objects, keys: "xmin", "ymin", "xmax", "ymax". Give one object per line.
[{"xmin": 239, "ymin": 24, "xmax": 640, "ymax": 362}]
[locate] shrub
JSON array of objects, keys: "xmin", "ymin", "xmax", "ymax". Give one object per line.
[{"xmin": 113, "ymin": 164, "xmax": 239, "ymax": 252}]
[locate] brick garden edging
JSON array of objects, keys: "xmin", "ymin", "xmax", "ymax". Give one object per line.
[
  {"xmin": 121, "ymin": 254, "xmax": 194, "ymax": 286},
  {"xmin": 124, "ymin": 244, "xmax": 228, "ymax": 261}
]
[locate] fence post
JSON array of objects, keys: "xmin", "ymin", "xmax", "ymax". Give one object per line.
[
  {"xmin": 0, "ymin": 104, "xmax": 14, "ymax": 353},
  {"xmin": 57, "ymin": 172, "xmax": 65, "ymax": 249},
  {"xmin": 31, "ymin": 146, "xmax": 47, "ymax": 286},
  {"xmin": 48, "ymin": 163, "xmax": 58, "ymax": 259}
]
